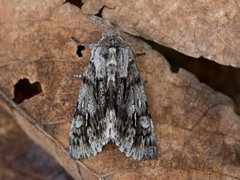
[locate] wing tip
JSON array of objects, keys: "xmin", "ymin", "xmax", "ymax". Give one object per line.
[
  {"xmin": 69, "ymin": 144, "xmax": 100, "ymax": 160},
  {"xmin": 69, "ymin": 138, "xmax": 107, "ymax": 160},
  {"xmin": 115, "ymin": 139, "xmax": 158, "ymax": 160}
]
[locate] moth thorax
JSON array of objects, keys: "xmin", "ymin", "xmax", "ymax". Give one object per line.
[
  {"xmin": 106, "ymin": 47, "xmax": 117, "ymax": 86},
  {"xmin": 107, "ymin": 47, "xmax": 117, "ymax": 67}
]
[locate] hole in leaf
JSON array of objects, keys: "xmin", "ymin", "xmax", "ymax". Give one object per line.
[
  {"xmin": 76, "ymin": 45, "xmax": 85, "ymax": 57},
  {"xmin": 65, "ymin": 0, "xmax": 83, "ymax": 9},
  {"xmin": 142, "ymin": 37, "xmax": 240, "ymax": 112},
  {"xmin": 13, "ymin": 78, "xmax": 42, "ymax": 104},
  {"xmin": 95, "ymin": 6, "xmax": 104, "ymax": 17}
]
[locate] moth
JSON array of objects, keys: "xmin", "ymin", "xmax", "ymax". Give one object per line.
[{"xmin": 69, "ymin": 32, "xmax": 157, "ymax": 160}]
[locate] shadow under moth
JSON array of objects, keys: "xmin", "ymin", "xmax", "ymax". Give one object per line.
[{"xmin": 69, "ymin": 32, "xmax": 157, "ymax": 160}]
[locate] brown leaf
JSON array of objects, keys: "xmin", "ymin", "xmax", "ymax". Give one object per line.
[
  {"xmin": 0, "ymin": 0, "xmax": 240, "ymax": 179},
  {"xmin": 0, "ymin": 101, "xmax": 72, "ymax": 179},
  {"xmin": 82, "ymin": 0, "xmax": 240, "ymax": 67}
]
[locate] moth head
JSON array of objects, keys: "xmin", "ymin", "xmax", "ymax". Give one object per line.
[
  {"xmin": 100, "ymin": 31, "xmax": 125, "ymax": 48},
  {"xmin": 102, "ymin": 31, "xmax": 119, "ymax": 38}
]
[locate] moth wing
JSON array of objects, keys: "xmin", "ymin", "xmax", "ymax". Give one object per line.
[
  {"xmin": 69, "ymin": 48, "xmax": 107, "ymax": 159},
  {"xmin": 115, "ymin": 48, "xmax": 157, "ymax": 160}
]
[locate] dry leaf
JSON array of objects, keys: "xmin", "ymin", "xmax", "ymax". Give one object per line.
[
  {"xmin": 82, "ymin": 0, "xmax": 240, "ymax": 67},
  {"xmin": 0, "ymin": 0, "xmax": 240, "ymax": 179}
]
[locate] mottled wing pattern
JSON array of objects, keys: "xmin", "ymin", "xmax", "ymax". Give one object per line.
[
  {"xmin": 69, "ymin": 32, "xmax": 157, "ymax": 160},
  {"xmin": 114, "ymin": 47, "xmax": 157, "ymax": 159},
  {"xmin": 69, "ymin": 47, "xmax": 108, "ymax": 159}
]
